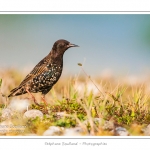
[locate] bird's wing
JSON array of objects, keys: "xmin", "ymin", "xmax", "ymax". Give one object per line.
[{"xmin": 17, "ymin": 56, "xmax": 50, "ymax": 88}]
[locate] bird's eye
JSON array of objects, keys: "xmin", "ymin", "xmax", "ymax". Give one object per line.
[{"xmin": 58, "ymin": 43, "xmax": 65, "ymax": 48}]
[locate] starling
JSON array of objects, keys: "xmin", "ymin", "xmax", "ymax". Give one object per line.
[{"xmin": 8, "ymin": 39, "xmax": 79, "ymax": 103}]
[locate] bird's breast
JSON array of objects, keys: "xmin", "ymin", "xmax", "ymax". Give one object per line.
[
  {"xmin": 47, "ymin": 63, "xmax": 63, "ymax": 75},
  {"xmin": 31, "ymin": 63, "xmax": 63, "ymax": 93}
]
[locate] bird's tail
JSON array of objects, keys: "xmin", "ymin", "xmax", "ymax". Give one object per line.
[{"xmin": 8, "ymin": 86, "xmax": 26, "ymax": 97}]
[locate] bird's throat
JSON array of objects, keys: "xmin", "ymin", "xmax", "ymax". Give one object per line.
[{"xmin": 49, "ymin": 50, "xmax": 64, "ymax": 65}]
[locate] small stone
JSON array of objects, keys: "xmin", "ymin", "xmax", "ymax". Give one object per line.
[
  {"xmin": 143, "ymin": 124, "xmax": 150, "ymax": 136},
  {"xmin": 114, "ymin": 127, "xmax": 129, "ymax": 136},
  {"xmin": 1, "ymin": 108, "xmax": 13, "ymax": 120},
  {"xmin": 55, "ymin": 112, "xmax": 66, "ymax": 119},
  {"xmin": 43, "ymin": 126, "xmax": 64, "ymax": 136},
  {"xmin": 63, "ymin": 127, "xmax": 87, "ymax": 136},
  {"xmin": 102, "ymin": 120, "xmax": 114, "ymax": 130},
  {"xmin": 23, "ymin": 109, "xmax": 43, "ymax": 119}
]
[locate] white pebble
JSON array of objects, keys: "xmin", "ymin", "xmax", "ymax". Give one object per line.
[
  {"xmin": 1, "ymin": 108, "xmax": 13, "ymax": 120},
  {"xmin": 43, "ymin": 126, "xmax": 64, "ymax": 136},
  {"xmin": 23, "ymin": 109, "xmax": 43, "ymax": 119},
  {"xmin": 63, "ymin": 127, "xmax": 86, "ymax": 136},
  {"xmin": 115, "ymin": 127, "xmax": 129, "ymax": 136}
]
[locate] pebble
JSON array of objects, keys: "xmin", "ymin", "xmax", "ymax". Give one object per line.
[
  {"xmin": 142, "ymin": 124, "xmax": 150, "ymax": 136},
  {"xmin": 114, "ymin": 127, "xmax": 129, "ymax": 136},
  {"xmin": 63, "ymin": 127, "xmax": 87, "ymax": 136},
  {"xmin": 1, "ymin": 108, "xmax": 13, "ymax": 120},
  {"xmin": 23, "ymin": 109, "xmax": 43, "ymax": 119},
  {"xmin": 43, "ymin": 126, "xmax": 64, "ymax": 136},
  {"xmin": 55, "ymin": 112, "xmax": 66, "ymax": 119}
]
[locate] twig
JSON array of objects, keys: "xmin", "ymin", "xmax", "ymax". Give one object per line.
[{"xmin": 78, "ymin": 63, "xmax": 105, "ymax": 97}]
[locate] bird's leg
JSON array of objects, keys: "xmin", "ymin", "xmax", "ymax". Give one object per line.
[
  {"xmin": 41, "ymin": 94, "xmax": 48, "ymax": 105},
  {"xmin": 26, "ymin": 88, "xmax": 41, "ymax": 106}
]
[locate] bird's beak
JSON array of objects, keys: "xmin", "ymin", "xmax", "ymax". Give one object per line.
[{"xmin": 67, "ymin": 43, "xmax": 79, "ymax": 48}]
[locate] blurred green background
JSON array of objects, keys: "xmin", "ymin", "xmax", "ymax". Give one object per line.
[{"xmin": 0, "ymin": 14, "xmax": 150, "ymax": 76}]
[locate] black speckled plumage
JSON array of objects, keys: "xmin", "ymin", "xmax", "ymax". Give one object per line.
[{"xmin": 8, "ymin": 39, "xmax": 78, "ymax": 98}]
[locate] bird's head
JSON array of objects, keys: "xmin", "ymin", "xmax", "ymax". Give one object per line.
[{"xmin": 52, "ymin": 39, "xmax": 79, "ymax": 54}]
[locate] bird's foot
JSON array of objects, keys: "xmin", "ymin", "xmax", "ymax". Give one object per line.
[{"xmin": 33, "ymin": 99, "xmax": 42, "ymax": 107}]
